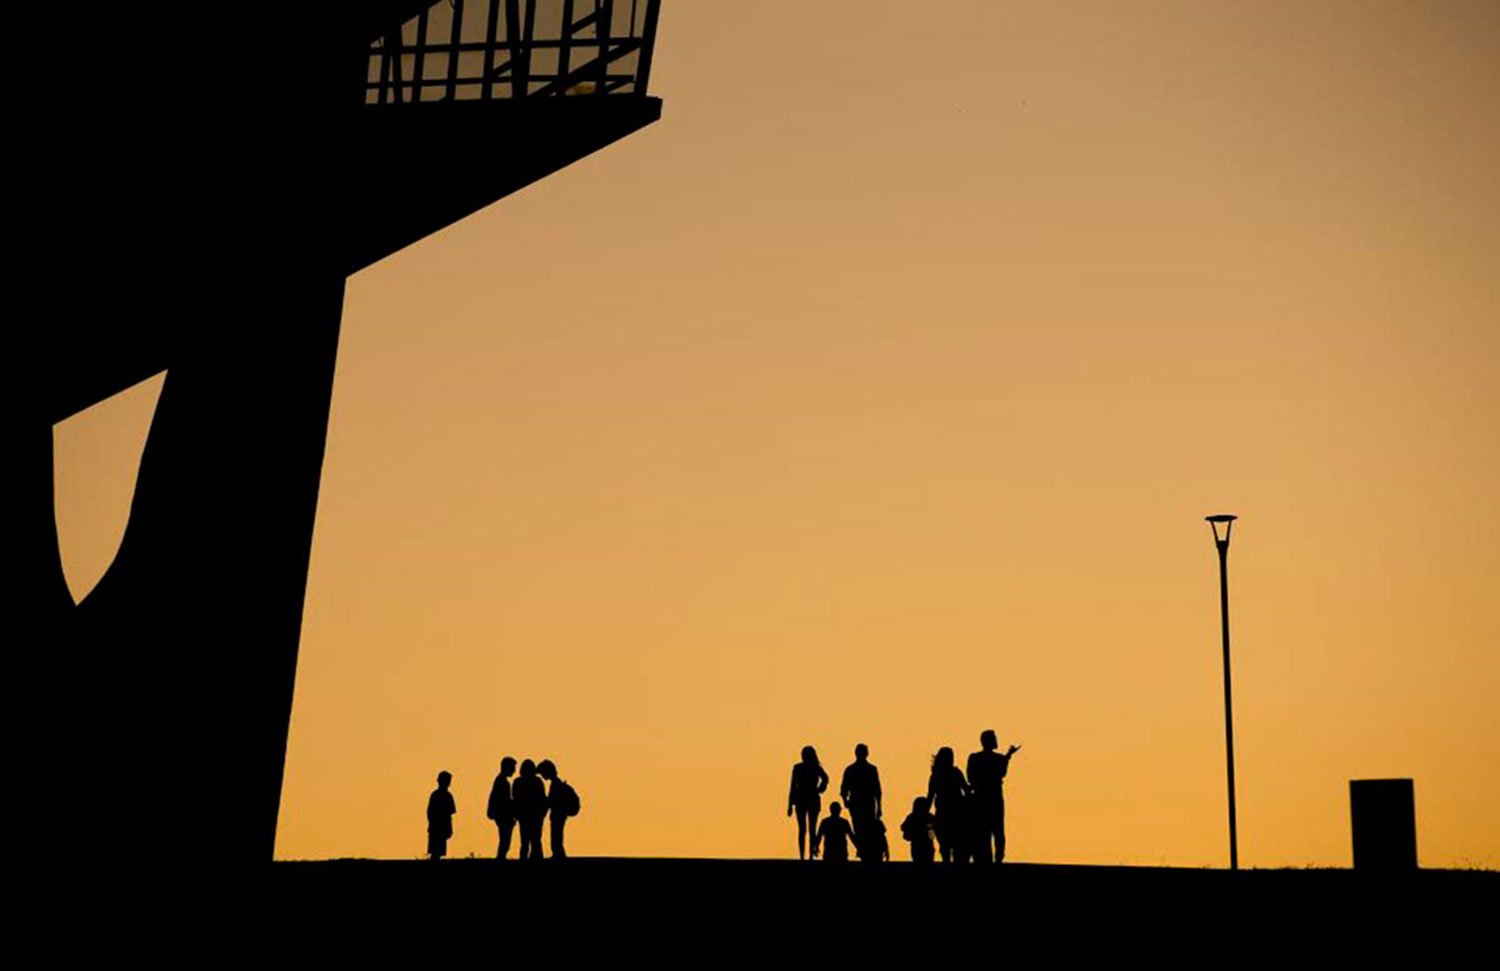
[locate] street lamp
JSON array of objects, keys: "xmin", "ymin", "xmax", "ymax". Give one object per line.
[{"xmin": 1206, "ymin": 513, "xmax": 1240, "ymax": 870}]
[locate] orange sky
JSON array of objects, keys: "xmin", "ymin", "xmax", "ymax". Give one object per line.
[{"xmin": 55, "ymin": 1, "xmax": 1499, "ymax": 867}]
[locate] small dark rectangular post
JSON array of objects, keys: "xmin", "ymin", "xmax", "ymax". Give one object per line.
[
  {"xmin": 596, "ymin": 0, "xmax": 613, "ymax": 95},
  {"xmin": 446, "ymin": 0, "xmax": 465, "ymax": 100},
  {"xmin": 559, "ymin": 0, "xmax": 575, "ymax": 92},
  {"xmin": 635, "ymin": 0, "xmax": 660, "ymax": 95},
  {"xmin": 1350, "ymin": 778, "xmax": 1417, "ymax": 871},
  {"xmin": 412, "ymin": 9, "xmax": 429, "ymax": 102},
  {"xmin": 521, "ymin": 0, "xmax": 536, "ymax": 94}
]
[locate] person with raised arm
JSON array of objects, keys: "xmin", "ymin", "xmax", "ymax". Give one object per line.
[{"xmin": 966, "ymin": 730, "xmax": 1021, "ymax": 863}]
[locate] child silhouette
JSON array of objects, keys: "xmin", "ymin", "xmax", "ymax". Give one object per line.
[
  {"xmin": 814, "ymin": 802, "xmax": 856, "ymax": 863},
  {"xmin": 900, "ymin": 796, "xmax": 935, "ymax": 863},
  {"xmin": 426, "ymin": 770, "xmax": 456, "ymax": 860}
]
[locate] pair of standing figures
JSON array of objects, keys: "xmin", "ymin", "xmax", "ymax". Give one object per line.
[{"xmin": 788, "ymin": 742, "xmax": 886, "ymax": 861}]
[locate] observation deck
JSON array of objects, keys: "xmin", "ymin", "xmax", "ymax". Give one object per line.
[{"xmin": 346, "ymin": 0, "xmax": 664, "ymax": 272}]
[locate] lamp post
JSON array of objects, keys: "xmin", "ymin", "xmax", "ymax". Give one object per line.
[{"xmin": 1206, "ymin": 513, "xmax": 1239, "ymax": 870}]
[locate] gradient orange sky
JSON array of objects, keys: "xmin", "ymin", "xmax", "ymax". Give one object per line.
[{"xmin": 55, "ymin": 1, "xmax": 1499, "ymax": 867}]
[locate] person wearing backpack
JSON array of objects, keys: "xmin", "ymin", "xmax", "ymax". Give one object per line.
[{"xmin": 538, "ymin": 759, "xmax": 579, "ymax": 859}]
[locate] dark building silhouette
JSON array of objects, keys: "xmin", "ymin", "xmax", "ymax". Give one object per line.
[
  {"xmin": 1350, "ymin": 779, "xmax": 1418, "ymax": 871},
  {"xmin": 30, "ymin": 2, "xmax": 663, "ymax": 871}
]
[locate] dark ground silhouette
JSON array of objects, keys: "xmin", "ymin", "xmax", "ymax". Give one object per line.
[{"xmin": 238, "ymin": 860, "xmax": 1496, "ymax": 959}]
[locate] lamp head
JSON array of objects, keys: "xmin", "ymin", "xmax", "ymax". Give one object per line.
[{"xmin": 1206, "ymin": 513, "xmax": 1238, "ymax": 549}]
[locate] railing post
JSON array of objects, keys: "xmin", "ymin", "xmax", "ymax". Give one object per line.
[
  {"xmin": 634, "ymin": 0, "xmax": 660, "ymax": 95},
  {"xmin": 559, "ymin": 0, "xmax": 575, "ymax": 94},
  {"xmin": 412, "ymin": 9, "xmax": 429, "ymax": 102},
  {"xmin": 597, "ymin": 0, "xmax": 612, "ymax": 95},
  {"xmin": 446, "ymin": 0, "xmax": 465, "ymax": 101},
  {"xmin": 521, "ymin": 0, "xmax": 536, "ymax": 96},
  {"xmin": 483, "ymin": 0, "xmax": 500, "ymax": 100},
  {"xmin": 386, "ymin": 29, "xmax": 405, "ymax": 103}
]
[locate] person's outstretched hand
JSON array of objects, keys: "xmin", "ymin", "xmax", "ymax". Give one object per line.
[{"xmin": 1007, "ymin": 744, "xmax": 1022, "ymax": 756}]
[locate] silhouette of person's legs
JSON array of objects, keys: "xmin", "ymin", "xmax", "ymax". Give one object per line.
[
  {"xmin": 496, "ymin": 818, "xmax": 515, "ymax": 860},
  {"xmin": 973, "ymin": 822, "xmax": 994, "ymax": 863},
  {"xmin": 550, "ymin": 815, "xmax": 567, "ymax": 859},
  {"xmin": 934, "ymin": 815, "xmax": 958, "ymax": 862},
  {"xmin": 849, "ymin": 806, "xmax": 877, "ymax": 860},
  {"xmin": 796, "ymin": 805, "xmax": 819, "ymax": 859},
  {"xmin": 519, "ymin": 820, "xmax": 543, "ymax": 860}
]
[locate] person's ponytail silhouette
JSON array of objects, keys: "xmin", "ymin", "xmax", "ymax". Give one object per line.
[
  {"xmin": 426, "ymin": 770, "xmax": 456, "ymax": 860},
  {"xmin": 814, "ymin": 802, "xmax": 856, "ymax": 863},
  {"xmin": 925, "ymin": 747, "xmax": 969, "ymax": 863},
  {"xmin": 486, "ymin": 756, "xmax": 517, "ymax": 859},
  {"xmin": 787, "ymin": 745, "xmax": 830, "ymax": 860},
  {"xmin": 513, "ymin": 759, "xmax": 547, "ymax": 860}
]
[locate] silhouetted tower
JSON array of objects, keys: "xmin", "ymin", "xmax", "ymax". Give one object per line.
[{"xmin": 28, "ymin": 2, "xmax": 663, "ymax": 871}]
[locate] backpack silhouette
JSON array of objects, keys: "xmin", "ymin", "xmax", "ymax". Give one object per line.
[{"xmin": 551, "ymin": 779, "xmax": 581, "ymax": 817}]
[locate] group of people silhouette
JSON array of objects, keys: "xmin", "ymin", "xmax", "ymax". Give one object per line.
[
  {"xmin": 788, "ymin": 731, "xmax": 1021, "ymax": 863},
  {"xmin": 425, "ymin": 758, "xmax": 581, "ymax": 860}
]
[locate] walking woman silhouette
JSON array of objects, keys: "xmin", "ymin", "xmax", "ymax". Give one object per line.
[
  {"xmin": 926, "ymin": 747, "xmax": 970, "ymax": 863},
  {"xmin": 787, "ymin": 745, "xmax": 830, "ymax": 860}
]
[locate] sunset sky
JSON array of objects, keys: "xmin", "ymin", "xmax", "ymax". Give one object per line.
[{"xmin": 55, "ymin": 1, "xmax": 1498, "ymax": 867}]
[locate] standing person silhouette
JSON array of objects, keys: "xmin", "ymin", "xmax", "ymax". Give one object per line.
[
  {"xmin": 840, "ymin": 743, "xmax": 883, "ymax": 861},
  {"xmin": 926, "ymin": 747, "xmax": 969, "ymax": 863},
  {"xmin": 966, "ymin": 730, "xmax": 1021, "ymax": 863},
  {"xmin": 486, "ymin": 756, "xmax": 518, "ymax": 859},
  {"xmin": 512, "ymin": 759, "xmax": 548, "ymax": 860},
  {"xmin": 426, "ymin": 770, "xmax": 456, "ymax": 860},
  {"xmin": 814, "ymin": 803, "xmax": 856, "ymax": 862},
  {"xmin": 786, "ymin": 745, "xmax": 830, "ymax": 860},
  {"xmin": 537, "ymin": 759, "xmax": 578, "ymax": 859}
]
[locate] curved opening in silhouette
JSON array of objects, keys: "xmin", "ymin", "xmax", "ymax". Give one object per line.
[{"xmin": 52, "ymin": 371, "xmax": 167, "ymax": 604}]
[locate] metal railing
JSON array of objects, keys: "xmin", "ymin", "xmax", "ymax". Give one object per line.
[{"xmin": 368, "ymin": 0, "xmax": 661, "ymax": 104}]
